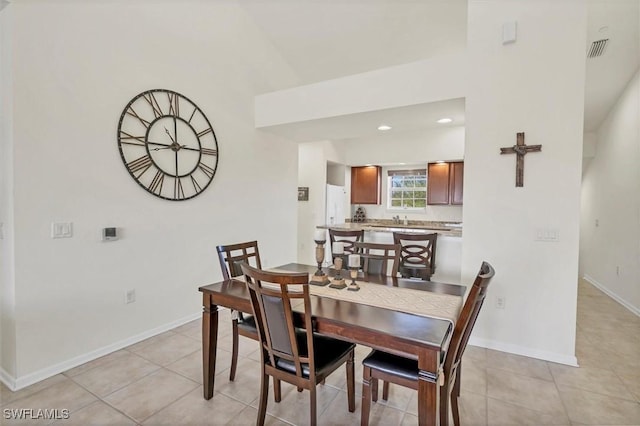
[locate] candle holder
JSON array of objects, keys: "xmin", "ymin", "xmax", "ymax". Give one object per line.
[
  {"xmin": 329, "ymin": 257, "xmax": 347, "ymax": 289},
  {"xmin": 309, "ymin": 239, "xmax": 330, "ymax": 286},
  {"xmin": 347, "ymin": 266, "xmax": 360, "ymax": 291}
]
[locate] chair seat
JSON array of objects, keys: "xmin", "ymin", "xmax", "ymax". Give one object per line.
[
  {"xmin": 363, "ymin": 350, "xmax": 419, "ymax": 382},
  {"xmin": 275, "ymin": 332, "xmax": 355, "ymax": 378},
  {"xmin": 362, "ymin": 350, "xmax": 447, "ymax": 382},
  {"xmin": 237, "ymin": 314, "xmax": 257, "ymax": 333}
]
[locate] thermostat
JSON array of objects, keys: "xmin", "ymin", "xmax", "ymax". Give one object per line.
[{"xmin": 102, "ymin": 227, "xmax": 118, "ymax": 241}]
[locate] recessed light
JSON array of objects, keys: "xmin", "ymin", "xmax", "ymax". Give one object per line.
[
  {"xmin": 437, "ymin": 118, "xmax": 453, "ymax": 124},
  {"xmin": 436, "ymin": 160, "xmax": 446, "ymax": 164},
  {"xmin": 377, "ymin": 125, "xmax": 392, "ymax": 131}
]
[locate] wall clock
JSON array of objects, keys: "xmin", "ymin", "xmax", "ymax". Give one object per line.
[{"xmin": 117, "ymin": 89, "xmax": 219, "ymax": 200}]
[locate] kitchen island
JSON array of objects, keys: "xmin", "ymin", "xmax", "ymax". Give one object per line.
[{"xmin": 318, "ymin": 220, "xmax": 462, "ymax": 283}]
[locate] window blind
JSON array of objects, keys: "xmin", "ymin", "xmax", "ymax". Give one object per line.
[{"xmin": 387, "ymin": 169, "xmax": 426, "ymax": 177}]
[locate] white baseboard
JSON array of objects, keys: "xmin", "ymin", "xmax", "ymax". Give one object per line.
[
  {"xmin": 583, "ymin": 275, "xmax": 640, "ymax": 317},
  {"xmin": 0, "ymin": 366, "xmax": 16, "ymax": 391},
  {"xmin": 468, "ymin": 336, "xmax": 579, "ymax": 367},
  {"xmin": 5, "ymin": 312, "xmax": 201, "ymax": 391}
]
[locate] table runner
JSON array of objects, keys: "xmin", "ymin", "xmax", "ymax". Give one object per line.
[{"xmin": 265, "ymin": 269, "xmax": 462, "ymax": 324}]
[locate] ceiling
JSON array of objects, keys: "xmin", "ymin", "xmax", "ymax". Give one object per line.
[
  {"xmin": 261, "ymin": 98, "xmax": 465, "ymax": 143},
  {"xmin": 239, "ymin": 0, "xmax": 468, "ymax": 85},
  {"xmin": 240, "ymin": 0, "xmax": 639, "ymax": 141},
  {"xmin": 584, "ymin": 0, "xmax": 639, "ymax": 132}
]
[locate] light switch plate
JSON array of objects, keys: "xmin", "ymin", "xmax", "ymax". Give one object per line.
[
  {"xmin": 51, "ymin": 222, "xmax": 73, "ymax": 239},
  {"xmin": 535, "ymin": 228, "xmax": 559, "ymax": 242}
]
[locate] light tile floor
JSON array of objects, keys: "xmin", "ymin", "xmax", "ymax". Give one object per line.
[{"xmin": 1, "ymin": 279, "xmax": 639, "ymax": 425}]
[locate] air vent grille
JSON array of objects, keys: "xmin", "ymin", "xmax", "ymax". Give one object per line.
[{"xmin": 587, "ymin": 39, "xmax": 609, "ymax": 58}]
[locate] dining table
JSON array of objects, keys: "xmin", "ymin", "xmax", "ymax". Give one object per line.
[{"xmin": 198, "ymin": 263, "xmax": 466, "ymax": 426}]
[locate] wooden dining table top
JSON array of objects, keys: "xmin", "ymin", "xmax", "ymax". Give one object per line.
[{"xmin": 199, "ymin": 262, "xmax": 466, "ymax": 355}]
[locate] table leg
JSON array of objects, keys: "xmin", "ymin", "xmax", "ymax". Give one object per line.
[
  {"xmin": 417, "ymin": 350, "xmax": 441, "ymax": 426},
  {"xmin": 202, "ymin": 294, "xmax": 219, "ymax": 399}
]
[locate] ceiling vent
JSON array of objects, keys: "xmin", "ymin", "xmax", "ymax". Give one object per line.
[{"xmin": 587, "ymin": 39, "xmax": 609, "ymax": 58}]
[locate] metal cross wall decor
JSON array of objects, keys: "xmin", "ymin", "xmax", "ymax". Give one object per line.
[{"xmin": 500, "ymin": 132, "xmax": 542, "ymax": 187}]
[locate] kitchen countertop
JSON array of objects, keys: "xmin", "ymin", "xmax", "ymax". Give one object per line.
[{"xmin": 318, "ymin": 220, "xmax": 462, "ymax": 238}]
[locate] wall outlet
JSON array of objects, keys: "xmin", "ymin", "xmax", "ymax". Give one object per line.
[
  {"xmin": 496, "ymin": 296, "xmax": 506, "ymax": 309},
  {"xmin": 125, "ymin": 289, "xmax": 136, "ymax": 304}
]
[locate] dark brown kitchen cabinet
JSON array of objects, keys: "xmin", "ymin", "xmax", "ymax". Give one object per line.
[
  {"xmin": 427, "ymin": 161, "xmax": 463, "ymax": 205},
  {"xmin": 449, "ymin": 161, "xmax": 464, "ymax": 205},
  {"xmin": 351, "ymin": 166, "xmax": 381, "ymax": 204},
  {"xmin": 427, "ymin": 163, "xmax": 451, "ymax": 205}
]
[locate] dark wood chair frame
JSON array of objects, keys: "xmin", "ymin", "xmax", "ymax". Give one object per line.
[
  {"xmin": 241, "ymin": 264, "xmax": 356, "ymax": 426},
  {"xmin": 392, "ymin": 232, "xmax": 438, "ymax": 281},
  {"xmin": 215, "ymin": 241, "xmax": 261, "ymax": 381},
  {"xmin": 329, "ymin": 229, "xmax": 364, "ymax": 263},
  {"xmin": 361, "ymin": 261, "xmax": 495, "ymax": 426},
  {"xmin": 354, "ymin": 241, "xmax": 401, "ymax": 277}
]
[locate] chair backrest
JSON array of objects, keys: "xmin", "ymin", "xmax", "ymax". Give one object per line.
[
  {"xmin": 241, "ymin": 263, "xmax": 316, "ymax": 380},
  {"xmin": 443, "ymin": 261, "xmax": 495, "ymax": 376},
  {"xmin": 392, "ymin": 232, "xmax": 438, "ymax": 273},
  {"xmin": 329, "ymin": 229, "xmax": 364, "ymax": 257},
  {"xmin": 216, "ymin": 241, "xmax": 262, "ymax": 279},
  {"xmin": 354, "ymin": 242, "xmax": 401, "ymax": 277}
]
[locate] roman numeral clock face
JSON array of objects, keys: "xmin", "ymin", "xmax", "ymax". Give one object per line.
[{"xmin": 117, "ymin": 89, "xmax": 219, "ymax": 200}]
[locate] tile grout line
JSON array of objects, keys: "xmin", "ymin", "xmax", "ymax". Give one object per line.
[
  {"xmin": 57, "ymin": 375, "xmax": 140, "ymax": 426},
  {"xmin": 547, "ymin": 362, "xmax": 574, "ymax": 423}
]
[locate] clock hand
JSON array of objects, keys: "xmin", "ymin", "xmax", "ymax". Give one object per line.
[
  {"xmin": 164, "ymin": 127, "xmax": 176, "ymax": 144},
  {"xmin": 151, "ymin": 144, "xmax": 186, "ymax": 152},
  {"xmin": 174, "ymin": 115, "xmax": 178, "ymax": 146},
  {"xmin": 146, "ymin": 141, "xmax": 172, "ymax": 148}
]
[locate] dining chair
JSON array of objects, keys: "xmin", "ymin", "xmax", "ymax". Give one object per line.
[
  {"xmin": 215, "ymin": 241, "xmax": 261, "ymax": 381},
  {"xmin": 360, "ymin": 261, "xmax": 495, "ymax": 426},
  {"xmin": 241, "ymin": 263, "xmax": 356, "ymax": 426},
  {"xmin": 354, "ymin": 241, "xmax": 401, "ymax": 277},
  {"xmin": 392, "ymin": 232, "xmax": 438, "ymax": 281},
  {"xmin": 329, "ymin": 229, "xmax": 364, "ymax": 263}
]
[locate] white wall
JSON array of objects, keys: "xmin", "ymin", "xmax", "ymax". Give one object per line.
[
  {"xmin": 326, "ymin": 163, "xmax": 346, "ymax": 186},
  {"xmin": 0, "ymin": 5, "xmax": 17, "ymax": 381},
  {"xmin": 5, "ymin": 1, "xmax": 299, "ymax": 387},
  {"xmin": 463, "ymin": 1, "xmax": 586, "ymax": 365},
  {"xmin": 580, "ymin": 70, "xmax": 640, "ymax": 314},
  {"xmin": 297, "ymin": 141, "xmax": 345, "ymax": 265},
  {"xmin": 345, "ymin": 126, "xmax": 464, "ymax": 222},
  {"xmin": 255, "ymin": 53, "xmax": 467, "ymax": 127}
]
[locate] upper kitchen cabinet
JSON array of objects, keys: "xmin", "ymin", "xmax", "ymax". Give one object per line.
[
  {"xmin": 449, "ymin": 161, "xmax": 464, "ymax": 205},
  {"xmin": 427, "ymin": 161, "xmax": 463, "ymax": 205},
  {"xmin": 351, "ymin": 166, "xmax": 381, "ymax": 204}
]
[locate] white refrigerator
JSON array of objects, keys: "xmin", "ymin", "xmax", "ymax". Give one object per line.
[
  {"xmin": 326, "ymin": 184, "xmax": 346, "ymax": 226},
  {"xmin": 325, "ymin": 184, "xmax": 346, "ymax": 263}
]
